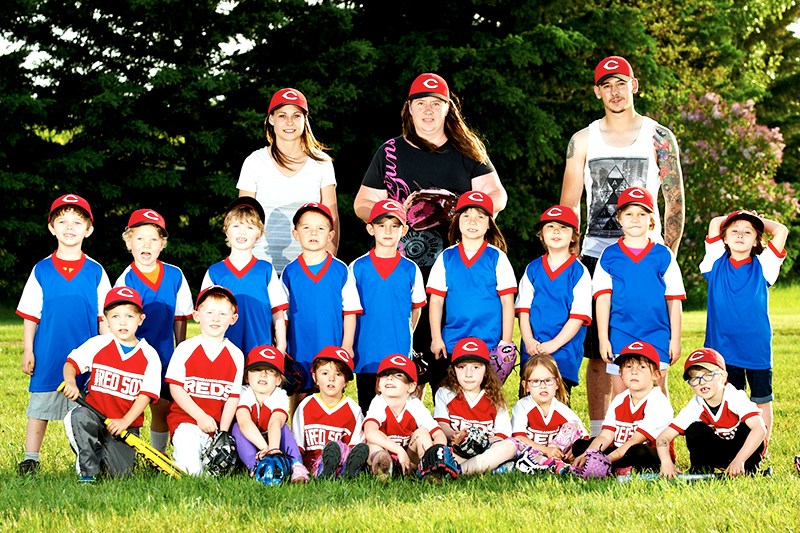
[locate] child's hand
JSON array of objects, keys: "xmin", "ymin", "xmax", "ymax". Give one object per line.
[
  {"xmin": 543, "ymin": 445, "xmax": 564, "ymax": 459},
  {"xmin": 725, "ymin": 460, "xmax": 746, "ymax": 477},
  {"xmin": 668, "ymin": 338, "xmax": 681, "ymax": 364},
  {"xmin": 21, "ymin": 351, "xmax": 35, "ymax": 376},
  {"xmin": 571, "ymin": 452, "xmax": 587, "ymax": 469},
  {"xmin": 195, "ymin": 413, "xmax": 219, "ymax": 434},
  {"xmin": 599, "ymin": 340, "xmax": 615, "ymax": 364},
  {"xmin": 61, "ymin": 381, "xmax": 80, "ymax": 401},
  {"xmin": 396, "ymin": 448, "xmax": 413, "ymax": 475},
  {"xmin": 431, "ymin": 339, "xmax": 447, "ymax": 360},
  {"xmin": 106, "ymin": 418, "xmax": 131, "ymax": 437},
  {"xmin": 536, "ymin": 340, "xmax": 559, "ymax": 356},
  {"xmin": 660, "ymin": 462, "xmax": 678, "ymax": 479},
  {"xmin": 450, "ymin": 428, "xmax": 467, "ymax": 446}
]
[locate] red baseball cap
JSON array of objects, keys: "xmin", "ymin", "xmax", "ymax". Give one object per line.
[
  {"xmin": 225, "ymin": 196, "xmax": 266, "ymax": 225},
  {"xmin": 377, "ymin": 354, "xmax": 418, "ymax": 383},
  {"xmin": 268, "ymin": 88, "xmax": 308, "ymax": 115},
  {"xmin": 103, "ymin": 286, "xmax": 144, "ymax": 313},
  {"xmin": 721, "ymin": 210, "xmax": 764, "ymax": 233},
  {"xmin": 595, "ymin": 56, "xmax": 635, "ymax": 85},
  {"xmin": 313, "ymin": 345, "xmax": 354, "ymax": 379},
  {"xmin": 368, "ymin": 199, "xmax": 407, "ymax": 224},
  {"xmin": 408, "ymin": 73, "xmax": 450, "ymax": 102},
  {"xmin": 536, "ymin": 204, "xmax": 579, "ymax": 231},
  {"xmin": 292, "ymin": 202, "xmax": 334, "ymax": 226},
  {"xmin": 195, "ymin": 285, "xmax": 237, "ymax": 313},
  {"xmin": 683, "ymin": 348, "xmax": 726, "ymax": 380},
  {"xmin": 455, "ymin": 190, "xmax": 494, "ymax": 215},
  {"xmin": 245, "ymin": 345, "xmax": 286, "ymax": 375},
  {"xmin": 616, "ymin": 186, "xmax": 654, "ymax": 213},
  {"xmin": 614, "ymin": 340, "xmax": 660, "ymax": 367},
  {"xmin": 49, "ymin": 194, "xmax": 93, "ymax": 223},
  {"xmin": 451, "ymin": 337, "xmax": 491, "ymax": 366},
  {"xmin": 127, "ymin": 209, "xmax": 168, "ymax": 236}
]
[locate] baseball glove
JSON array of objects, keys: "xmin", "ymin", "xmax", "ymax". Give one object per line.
[
  {"xmin": 452, "ymin": 426, "xmax": 490, "ymax": 458},
  {"xmin": 416, "ymin": 444, "xmax": 461, "ymax": 480},
  {"xmin": 201, "ymin": 430, "xmax": 237, "ymax": 476},
  {"xmin": 253, "ymin": 453, "xmax": 293, "ymax": 486},
  {"xmin": 406, "ymin": 188, "xmax": 459, "ymax": 231},
  {"xmin": 282, "ymin": 353, "xmax": 305, "ymax": 396},
  {"xmin": 489, "ymin": 341, "xmax": 518, "ymax": 384},
  {"xmin": 570, "ymin": 449, "xmax": 612, "ymax": 479}
]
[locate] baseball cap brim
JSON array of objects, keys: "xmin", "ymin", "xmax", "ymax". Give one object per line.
[
  {"xmin": 103, "ymin": 298, "xmax": 144, "ymax": 313},
  {"xmin": 596, "ymin": 73, "xmax": 633, "ymax": 85},
  {"xmin": 723, "ymin": 211, "xmax": 764, "ymax": 233},
  {"xmin": 226, "ymin": 197, "xmax": 266, "ymax": 225},
  {"xmin": 683, "ymin": 362, "xmax": 724, "ymax": 381}
]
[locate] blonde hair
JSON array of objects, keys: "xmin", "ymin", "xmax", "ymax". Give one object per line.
[
  {"xmin": 265, "ymin": 107, "xmax": 331, "ymax": 169},
  {"xmin": 520, "ymin": 355, "xmax": 569, "ymax": 404},
  {"xmin": 616, "ymin": 205, "xmax": 656, "ymax": 232},
  {"xmin": 122, "ymin": 224, "xmax": 168, "ymax": 252},
  {"xmin": 223, "ymin": 206, "xmax": 265, "ymax": 247},
  {"xmin": 448, "ymin": 206, "xmax": 508, "ymax": 252},
  {"xmin": 440, "ymin": 361, "xmax": 506, "ymax": 410}
]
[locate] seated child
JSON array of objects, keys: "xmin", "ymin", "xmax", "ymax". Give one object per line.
[
  {"xmin": 291, "ymin": 346, "xmax": 368, "ymax": 479},
  {"xmin": 434, "ymin": 337, "xmax": 517, "ymax": 475},
  {"xmin": 365, "ymin": 355, "xmax": 447, "ymax": 479},
  {"xmin": 511, "ymin": 354, "xmax": 587, "ymax": 474},
  {"xmin": 232, "ymin": 345, "xmax": 310, "ymax": 482},
  {"xmin": 166, "ymin": 286, "xmax": 244, "ymax": 476},
  {"xmin": 571, "ymin": 340, "xmax": 673, "ymax": 474},
  {"xmin": 656, "ymin": 348, "xmax": 767, "ymax": 477},
  {"xmin": 61, "ymin": 287, "xmax": 161, "ymax": 481}
]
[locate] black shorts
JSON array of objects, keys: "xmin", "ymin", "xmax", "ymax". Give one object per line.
[{"xmin": 580, "ymin": 255, "xmax": 602, "ymax": 360}]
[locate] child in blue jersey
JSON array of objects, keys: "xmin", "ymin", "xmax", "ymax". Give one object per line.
[
  {"xmin": 700, "ymin": 210, "xmax": 788, "ymax": 446},
  {"xmin": 592, "ymin": 187, "xmax": 685, "ymax": 397},
  {"xmin": 427, "ymin": 191, "xmax": 517, "ymax": 394},
  {"xmin": 282, "ymin": 202, "xmax": 362, "ymax": 406},
  {"xmin": 350, "ymin": 199, "xmax": 426, "ymax": 413},
  {"xmin": 202, "ymin": 197, "xmax": 288, "ymax": 356},
  {"xmin": 116, "ymin": 208, "xmax": 194, "ymax": 453},
  {"xmin": 516, "ymin": 205, "xmax": 592, "ymax": 402},
  {"xmin": 16, "ymin": 194, "xmax": 111, "ymax": 475}
]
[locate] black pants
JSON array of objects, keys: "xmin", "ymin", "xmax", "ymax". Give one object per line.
[
  {"xmin": 572, "ymin": 438, "xmax": 660, "ymax": 472},
  {"xmin": 685, "ymin": 422, "xmax": 764, "ymax": 473},
  {"xmin": 356, "ymin": 373, "xmax": 378, "ymax": 416}
]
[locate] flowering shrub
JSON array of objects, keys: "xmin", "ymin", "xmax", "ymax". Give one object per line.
[{"xmin": 658, "ymin": 93, "xmax": 799, "ymax": 306}]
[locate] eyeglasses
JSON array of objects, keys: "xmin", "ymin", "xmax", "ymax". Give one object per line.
[
  {"xmin": 686, "ymin": 372, "xmax": 722, "ymax": 387},
  {"xmin": 527, "ymin": 377, "xmax": 557, "ymax": 388}
]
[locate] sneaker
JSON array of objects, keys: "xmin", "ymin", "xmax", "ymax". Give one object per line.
[
  {"xmin": 318, "ymin": 441, "xmax": 343, "ymax": 479},
  {"xmin": 515, "ymin": 449, "xmax": 548, "ymax": 474},
  {"xmin": 491, "ymin": 460, "xmax": 515, "ymax": 475},
  {"xmin": 549, "ymin": 458, "xmax": 569, "ymax": 475},
  {"xmin": 17, "ymin": 459, "xmax": 39, "ymax": 476},
  {"xmin": 794, "ymin": 455, "xmax": 800, "ymax": 477},
  {"xmin": 78, "ymin": 476, "xmax": 96, "ymax": 484},
  {"xmin": 371, "ymin": 450, "xmax": 393, "ymax": 482},
  {"xmin": 341, "ymin": 443, "xmax": 369, "ymax": 479},
  {"xmin": 290, "ymin": 463, "xmax": 310, "ymax": 483}
]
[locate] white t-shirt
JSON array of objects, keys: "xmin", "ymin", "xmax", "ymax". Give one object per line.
[{"xmin": 237, "ymin": 147, "xmax": 336, "ymax": 274}]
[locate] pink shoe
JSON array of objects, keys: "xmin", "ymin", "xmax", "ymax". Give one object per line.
[{"xmin": 291, "ymin": 462, "xmax": 310, "ymax": 483}]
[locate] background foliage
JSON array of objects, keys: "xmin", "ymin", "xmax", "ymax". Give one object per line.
[{"xmin": 1, "ymin": 0, "xmax": 799, "ymax": 306}]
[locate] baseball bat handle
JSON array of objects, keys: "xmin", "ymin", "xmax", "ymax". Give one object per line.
[{"xmin": 56, "ymin": 381, "xmax": 130, "ymax": 438}]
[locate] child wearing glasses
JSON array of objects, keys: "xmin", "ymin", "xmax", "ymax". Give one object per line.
[
  {"xmin": 655, "ymin": 348, "xmax": 766, "ymax": 477},
  {"xmin": 511, "ymin": 354, "xmax": 587, "ymax": 474}
]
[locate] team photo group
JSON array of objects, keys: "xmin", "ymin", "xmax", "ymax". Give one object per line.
[{"xmin": 16, "ymin": 56, "xmax": 791, "ymax": 485}]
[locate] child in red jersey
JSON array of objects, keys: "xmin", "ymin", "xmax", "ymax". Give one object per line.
[
  {"xmin": 291, "ymin": 346, "xmax": 367, "ymax": 479},
  {"xmin": 61, "ymin": 287, "xmax": 161, "ymax": 482},
  {"xmin": 165, "ymin": 286, "xmax": 244, "ymax": 476}
]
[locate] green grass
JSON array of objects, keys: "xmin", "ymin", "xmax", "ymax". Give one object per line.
[{"xmin": 1, "ymin": 286, "xmax": 800, "ymax": 532}]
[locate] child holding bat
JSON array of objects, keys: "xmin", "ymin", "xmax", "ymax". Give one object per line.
[{"xmin": 61, "ymin": 287, "xmax": 162, "ymax": 482}]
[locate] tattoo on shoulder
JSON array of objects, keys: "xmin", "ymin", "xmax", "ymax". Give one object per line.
[{"xmin": 566, "ymin": 138, "xmax": 575, "ymax": 159}]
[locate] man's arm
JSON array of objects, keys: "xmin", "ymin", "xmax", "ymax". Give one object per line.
[
  {"xmin": 560, "ymin": 129, "xmax": 589, "ymax": 225},
  {"xmin": 654, "ymin": 126, "xmax": 685, "ymax": 254}
]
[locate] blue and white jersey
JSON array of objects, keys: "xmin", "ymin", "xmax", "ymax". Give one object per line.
[
  {"xmin": 515, "ymin": 254, "xmax": 592, "ymax": 384},
  {"xmin": 592, "ymin": 239, "xmax": 685, "ymax": 364},
  {"xmin": 202, "ymin": 257, "xmax": 288, "ymax": 356},
  {"xmin": 350, "ymin": 250, "xmax": 426, "ymax": 373},
  {"xmin": 116, "ymin": 261, "xmax": 193, "ymax": 373},
  {"xmin": 282, "ymin": 253, "xmax": 362, "ymax": 390},
  {"xmin": 700, "ymin": 236, "xmax": 786, "ymax": 369},
  {"xmin": 426, "ymin": 241, "xmax": 517, "ymax": 352},
  {"xmin": 17, "ymin": 253, "xmax": 110, "ymax": 392}
]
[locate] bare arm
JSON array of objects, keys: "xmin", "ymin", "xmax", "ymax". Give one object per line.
[
  {"xmin": 725, "ymin": 415, "xmax": 766, "ymax": 476},
  {"xmin": 761, "ymin": 217, "xmax": 789, "ymax": 251},
  {"xmin": 173, "ymin": 320, "xmax": 187, "ymax": 345},
  {"xmin": 656, "ymin": 426, "xmax": 680, "ymax": 478},
  {"xmin": 536, "ymin": 318, "xmax": 584, "ymax": 356},
  {"xmin": 471, "ymin": 172, "xmax": 507, "ymax": 215},
  {"xmin": 21, "ymin": 319, "xmax": 37, "ymax": 375},
  {"xmin": 428, "ymin": 294, "xmax": 446, "ymax": 359},
  {"xmin": 353, "ymin": 185, "xmax": 388, "ymax": 223},
  {"xmin": 410, "ymin": 307, "xmax": 422, "ymax": 331},
  {"xmin": 560, "ymin": 129, "xmax": 589, "ymax": 225},
  {"xmin": 272, "ymin": 310, "xmax": 287, "ymax": 354},
  {"xmin": 595, "ymin": 293, "xmax": 613, "ymax": 363},
  {"xmin": 107, "ymin": 394, "xmax": 151, "ymax": 436},
  {"xmin": 500, "ymin": 293, "xmax": 515, "ymax": 343},
  {"xmin": 236, "ymin": 408, "xmax": 269, "ymax": 455},
  {"xmin": 219, "ymin": 396, "xmax": 239, "ymax": 432},
  {"xmin": 654, "ymin": 126, "xmax": 685, "ymax": 253},
  {"xmin": 320, "ymin": 184, "xmax": 340, "ymax": 254},
  {"xmin": 518, "ymin": 311, "xmax": 536, "ymax": 356},
  {"xmin": 667, "ymin": 299, "xmax": 682, "ymax": 364},
  {"xmin": 342, "ymin": 313, "xmax": 356, "ymax": 356},
  {"xmin": 170, "ymin": 384, "xmax": 217, "ymax": 433}
]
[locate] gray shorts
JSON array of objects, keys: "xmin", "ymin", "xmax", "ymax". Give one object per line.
[{"xmin": 26, "ymin": 391, "xmax": 77, "ymax": 420}]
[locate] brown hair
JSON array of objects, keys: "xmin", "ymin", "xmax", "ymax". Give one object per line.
[
  {"xmin": 265, "ymin": 107, "xmax": 331, "ymax": 169},
  {"xmin": 375, "ymin": 369, "xmax": 415, "ymax": 394},
  {"xmin": 520, "ymin": 355, "xmax": 569, "ymax": 404},
  {"xmin": 536, "ymin": 223, "xmax": 581, "ymax": 255},
  {"xmin": 616, "ymin": 355, "xmax": 661, "ymax": 386},
  {"xmin": 440, "ymin": 361, "xmax": 506, "ymax": 410},
  {"xmin": 721, "ymin": 222, "xmax": 765, "ymax": 257},
  {"xmin": 400, "ymin": 95, "xmax": 489, "ymax": 164},
  {"xmin": 448, "ymin": 206, "xmax": 508, "ymax": 252},
  {"xmin": 49, "ymin": 206, "xmax": 92, "ymax": 228},
  {"xmin": 311, "ymin": 358, "xmax": 353, "ymax": 384}
]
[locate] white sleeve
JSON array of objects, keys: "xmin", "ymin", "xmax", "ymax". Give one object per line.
[
  {"xmin": 341, "ymin": 264, "xmax": 362, "ymax": 314},
  {"xmin": 433, "ymin": 388, "xmax": 454, "ymax": 421},
  {"xmin": 265, "ymin": 387, "xmax": 290, "ymax": 416},
  {"xmin": 165, "ymin": 339, "xmax": 191, "ymax": 384},
  {"xmin": 408, "ymin": 398, "xmax": 439, "ymax": 433},
  {"xmin": 365, "ymin": 395, "xmax": 388, "ymax": 426},
  {"xmin": 495, "ymin": 251, "xmax": 517, "ymax": 293},
  {"xmin": 319, "ymin": 159, "xmax": 337, "ymax": 188},
  {"xmin": 663, "ymin": 249, "xmax": 686, "ymax": 298},
  {"xmin": 758, "ymin": 243, "xmax": 787, "ymax": 286},
  {"xmin": 175, "ymin": 270, "xmax": 195, "ymax": 317},
  {"xmin": 140, "ymin": 341, "xmax": 163, "ymax": 398},
  {"xmin": 515, "ymin": 265, "xmax": 534, "ymax": 312},
  {"xmin": 267, "ymin": 266, "xmax": 289, "ymax": 312},
  {"xmin": 97, "ymin": 269, "xmax": 112, "ymax": 318},
  {"xmin": 671, "ymin": 399, "xmax": 702, "ymax": 433},
  {"xmin": 113, "ymin": 268, "xmax": 128, "ymax": 288},
  {"xmin": 411, "ymin": 264, "xmax": 426, "ymax": 306},
  {"xmin": 16, "ymin": 267, "xmax": 43, "ymax": 320},
  {"xmin": 699, "ymin": 237, "xmax": 726, "ymax": 275},
  {"xmin": 592, "ymin": 251, "xmax": 613, "ymax": 297},
  {"xmin": 200, "ymin": 270, "xmax": 213, "ymax": 290},
  {"xmin": 425, "ymin": 253, "xmax": 448, "ymax": 294},
  {"xmin": 511, "ymin": 397, "xmax": 530, "ymax": 435},
  {"xmin": 236, "ymin": 151, "xmax": 261, "ymax": 193},
  {"xmin": 66, "ymin": 335, "xmax": 108, "ymax": 374},
  {"xmin": 292, "ymin": 398, "xmax": 307, "ymax": 451},
  {"xmin": 637, "ymin": 392, "xmax": 674, "ymax": 441},
  {"xmin": 569, "ymin": 264, "xmax": 593, "ymax": 322},
  {"xmin": 348, "ymin": 400, "xmax": 366, "ymax": 445},
  {"xmin": 493, "ymin": 407, "xmax": 512, "ymax": 439}
]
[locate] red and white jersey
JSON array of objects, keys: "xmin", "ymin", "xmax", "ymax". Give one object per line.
[
  {"xmin": 165, "ymin": 335, "xmax": 244, "ymax": 433},
  {"xmin": 433, "ymin": 387, "xmax": 511, "ymax": 439},
  {"xmin": 511, "ymin": 396, "xmax": 586, "ymax": 445},
  {"xmin": 603, "ymin": 387, "xmax": 673, "ymax": 447},
  {"xmin": 67, "ymin": 333, "xmax": 161, "ymax": 427},
  {"xmin": 237, "ymin": 385, "xmax": 289, "ymax": 432},
  {"xmin": 670, "ymin": 383, "xmax": 761, "ymax": 440},
  {"xmin": 292, "ymin": 394, "xmax": 364, "ymax": 469},
  {"xmin": 365, "ymin": 395, "xmax": 442, "ymax": 448}
]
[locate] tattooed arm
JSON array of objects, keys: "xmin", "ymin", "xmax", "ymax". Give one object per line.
[
  {"xmin": 654, "ymin": 125, "xmax": 685, "ymax": 254},
  {"xmin": 560, "ymin": 128, "xmax": 589, "ymax": 225}
]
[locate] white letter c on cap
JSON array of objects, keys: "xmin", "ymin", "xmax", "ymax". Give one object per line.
[
  {"xmin": 62, "ymin": 194, "xmax": 80, "ymax": 203},
  {"xmin": 546, "ymin": 207, "xmax": 563, "ymax": 217},
  {"xmin": 422, "ymin": 78, "xmax": 439, "ymax": 90},
  {"xmin": 259, "ymin": 348, "xmax": 276, "ymax": 360},
  {"xmin": 687, "ymin": 350, "xmax": 705, "ymax": 362},
  {"xmin": 603, "ymin": 59, "xmax": 619, "ymax": 71},
  {"xmin": 281, "ymin": 90, "xmax": 299, "ymax": 101},
  {"xmin": 389, "ymin": 355, "xmax": 407, "ymax": 366},
  {"xmin": 143, "ymin": 210, "xmax": 160, "ymax": 221},
  {"xmin": 462, "ymin": 341, "xmax": 479, "ymax": 352},
  {"xmin": 467, "ymin": 192, "xmax": 484, "ymax": 202},
  {"xmin": 629, "ymin": 188, "xmax": 645, "ymax": 199},
  {"xmin": 334, "ymin": 349, "xmax": 350, "ymax": 363},
  {"xmin": 117, "ymin": 287, "xmax": 135, "ymax": 298},
  {"xmin": 627, "ymin": 341, "xmax": 645, "ymax": 351}
]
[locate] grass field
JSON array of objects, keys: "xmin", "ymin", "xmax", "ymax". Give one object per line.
[{"xmin": 2, "ymin": 286, "xmax": 800, "ymax": 532}]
